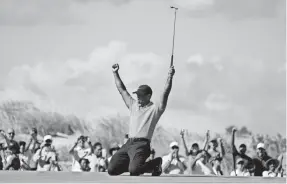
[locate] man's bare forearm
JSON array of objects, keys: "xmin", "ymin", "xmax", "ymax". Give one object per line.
[
  {"xmin": 159, "ymin": 74, "xmax": 173, "ymax": 111},
  {"xmin": 113, "ymin": 71, "xmax": 127, "ymax": 93},
  {"xmin": 163, "ymin": 75, "xmax": 173, "ymax": 99}
]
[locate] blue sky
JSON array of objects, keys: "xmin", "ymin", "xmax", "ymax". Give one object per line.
[{"xmin": 0, "ymin": 0, "xmax": 285, "ymax": 135}]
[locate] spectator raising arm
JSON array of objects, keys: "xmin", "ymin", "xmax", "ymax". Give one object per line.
[
  {"xmin": 180, "ymin": 129, "xmax": 190, "ymax": 157},
  {"xmin": 69, "ymin": 139, "xmax": 79, "ymax": 155},
  {"xmin": 203, "ymin": 130, "xmax": 210, "ymax": 151},
  {"xmin": 112, "ymin": 64, "xmax": 134, "ymax": 109},
  {"xmin": 231, "ymin": 128, "xmax": 239, "ymax": 156},
  {"xmin": 158, "ymin": 66, "xmax": 175, "ymax": 112},
  {"xmin": 217, "ymin": 138, "xmax": 225, "ymax": 158}
]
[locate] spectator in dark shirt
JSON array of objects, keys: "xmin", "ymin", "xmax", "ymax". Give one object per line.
[
  {"xmin": 252, "ymin": 143, "xmax": 272, "ymax": 176},
  {"xmin": 231, "ymin": 128, "xmax": 253, "ymax": 173}
]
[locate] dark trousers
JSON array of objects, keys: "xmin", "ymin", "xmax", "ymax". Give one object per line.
[{"xmin": 108, "ymin": 138, "xmax": 157, "ymax": 176}]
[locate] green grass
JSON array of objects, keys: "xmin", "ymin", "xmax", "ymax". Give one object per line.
[{"xmin": 0, "ymin": 100, "xmax": 286, "ymax": 174}]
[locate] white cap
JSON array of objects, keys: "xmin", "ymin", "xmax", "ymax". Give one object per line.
[
  {"xmin": 169, "ymin": 141, "xmax": 179, "ymax": 148},
  {"xmin": 43, "ymin": 135, "xmax": 52, "ymax": 142},
  {"xmin": 257, "ymin": 142, "xmax": 265, "ymax": 149}
]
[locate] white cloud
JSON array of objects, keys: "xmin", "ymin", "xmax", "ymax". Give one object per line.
[
  {"xmin": 172, "ymin": 0, "xmax": 214, "ymax": 11},
  {"xmin": 0, "ymin": 40, "xmax": 167, "ymax": 119},
  {"xmin": 172, "ymin": 0, "xmax": 284, "ymax": 20},
  {"xmin": 187, "ymin": 54, "xmax": 204, "ymax": 66},
  {"xmin": 204, "ymin": 92, "xmax": 232, "ymax": 111},
  {"xmin": 0, "ymin": 41, "xmax": 285, "ymax": 135}
]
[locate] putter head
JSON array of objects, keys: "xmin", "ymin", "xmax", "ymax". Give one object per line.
[{"xmin": 170, "ymin": 6, "xmax": 178, "ymax": 10}]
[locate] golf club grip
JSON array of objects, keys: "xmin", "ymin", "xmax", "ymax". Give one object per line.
[{"xmin": 170, "ymin": 55, "xmax": 174, "ymax": 66}]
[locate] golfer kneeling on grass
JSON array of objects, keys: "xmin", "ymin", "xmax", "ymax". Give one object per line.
[{"xmin": 108, "ymin": 63, "xmax": 175, "ymax": 176}]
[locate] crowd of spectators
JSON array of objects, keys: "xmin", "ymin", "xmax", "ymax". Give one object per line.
[{"xmin": 0, "ymin": 127, "xmax": 285, "ymax": 178}]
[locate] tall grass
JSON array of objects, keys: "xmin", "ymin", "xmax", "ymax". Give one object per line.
[{"xmin": 0, "ymin": 100, "xmax": 285, "ymax": 174}]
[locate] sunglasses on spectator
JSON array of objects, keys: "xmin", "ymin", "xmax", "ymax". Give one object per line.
[
  {"xmin": 171, "ymin": 146, "xmax": 179, "ymax": 150},
  {"xmin": 45, "ymin": 139, "xmax": 52, "ymax": 144},
  {"xmin": 8, "ymin": 132, "xmax": 15, "ymax": 135}
]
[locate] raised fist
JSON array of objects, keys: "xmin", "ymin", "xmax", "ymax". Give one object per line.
[
  {"xmin": 112, "ymin": 64, "xmax": 119, "ymax": 72},
  {"xmin": 168, "ymin": 66, "xmax": 175, "ymax": 76}
]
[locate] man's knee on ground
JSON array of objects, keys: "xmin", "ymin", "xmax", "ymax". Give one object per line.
[
  {"xmin": 128, "ymin": 165, "xmax": 141, "ymax": 176},
  {"xmin": 107, "ymin": 164, "xmax": 119, "ymax": 176}
]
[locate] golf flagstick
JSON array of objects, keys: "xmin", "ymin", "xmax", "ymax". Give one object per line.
[{"xmin": 170, "ymin": 6, "xmax": 178, "ymax": 67}]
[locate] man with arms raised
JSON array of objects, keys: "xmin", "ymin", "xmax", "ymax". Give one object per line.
[{"xmin": 108, "ymin": 63, "xmax": 175, "ymax": 176}]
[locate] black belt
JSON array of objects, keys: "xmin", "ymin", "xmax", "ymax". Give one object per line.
[{"xmin": 128, "ymin": 137, "xmax": 150, "ymax": 143}]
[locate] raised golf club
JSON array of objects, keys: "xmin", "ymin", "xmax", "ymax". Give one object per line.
[{"xmin": 170, "ymin": 6, "xmax": 178, "ymax": 67}]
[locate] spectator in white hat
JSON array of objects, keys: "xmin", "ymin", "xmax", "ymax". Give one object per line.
[
  {"xmin": 252, "ymin": 142, "xmax": 272, "ymax": 176},
  {"xmin": 230, "ymin": 158, "xmax": 251, "ymax": 176},
  {"xmin": 161, "ymin": 141, "xmax": 187, "ymax": 174},
  {"xmin": 32, "ymin": 135, "xmax": 61, "ymax": 171}
]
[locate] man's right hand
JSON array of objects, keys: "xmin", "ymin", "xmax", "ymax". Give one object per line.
[{"xmin": 112, "ymin": 64, "xmax": 119, "ymax": 72}]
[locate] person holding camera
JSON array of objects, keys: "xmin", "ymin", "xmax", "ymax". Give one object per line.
[
  {"xmin": 69, "ymin": 135, "xmax": 93, "ymax": 172},
  {"xmin": 25, "ymin": 128, "xmax": 41, "ymax": 154},
  {"xmin": 32, "ymin": 135, "xmax": 60, "ymax": 171},
  {"xmin": 3, "ymin": 142, "xmax": 21, "ymax": 170},
  {"xmin": 88, "ymin": 142, "xmax": 107, "ymax": 172},
  {"xmin": 162, "ymin": 142, "xmax": 187, "ymax": 174}
]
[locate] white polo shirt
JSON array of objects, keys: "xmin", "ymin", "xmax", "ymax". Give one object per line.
[{"xmin": 129, "ymin": 101, "xmax": 164, "ymax": 140}]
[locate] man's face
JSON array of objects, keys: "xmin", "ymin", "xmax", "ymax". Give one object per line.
[
  {"xmin": 45, "ymin": 139, "xmax": 52, "ymax": 151},
  {"xmin": 94, "ymin": 145, "xmax": 102, "ymax": 157},
  {"xmin": 269, "ymin": 162, "xmax": 275, "ymax": 172},
  {"xmin": 192, "ymin": 146, "xmax": 199, "ymax": 153},
  {"xmin": 171, "ymin": 146, "xmax": 179, "ymax": 155},
  {"xmin": 7, "ymin": 131, "xmax": 15, "ymax": 140},
  {"xmin": 31, "ymin": 130, "xmax": 37, "ymax": 137},
  {"xmin": 78, "ymin": 139, "xmax": 85, "ymax": 148},
  {"xmin": 257, "ymin": 148, "xmax": 266, "ymax": 158},
  {"xmin": 236, "ymin": 161, "xmax": 244, "ymax": 170},
  {"xmin": 136, "ymin": 93, "xmax": 151, "ymax": 106},
  {"xmin": 209, "ymin": 141, "xmax": 218, "ymax": 149},
  {"xmin": 80, "ymin": 159, "xmax": 88, "ymax": 170},
  {"xmin": 239, "ymin": 146, "xmax": 246, "ymax": 154}
]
